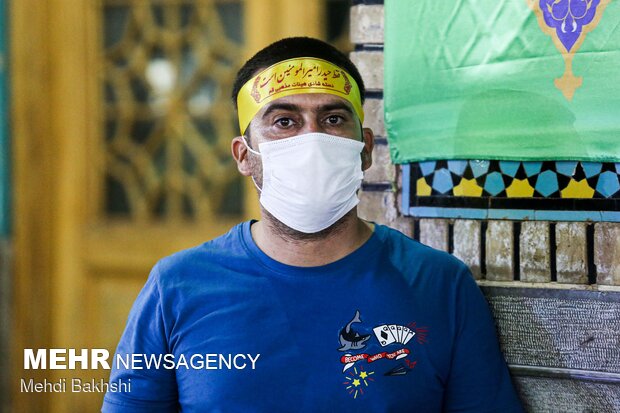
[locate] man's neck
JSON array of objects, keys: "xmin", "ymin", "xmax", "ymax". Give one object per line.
[{"xmin": 250, "ymin": 210, "xmax": 374, "ymax": 267}]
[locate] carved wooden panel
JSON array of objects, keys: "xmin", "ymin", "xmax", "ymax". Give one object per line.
[{"xmin": 103, "ymin": 0, "xmax": 244, "ymax": 221}]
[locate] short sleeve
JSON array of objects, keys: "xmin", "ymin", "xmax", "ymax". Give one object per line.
[
  {"xmin": 443, "ymin": 267, "xmax": 524, "ymax": 413},
  {"xmin": 102, "ymin": 265, "xmax": 179, "ymax": 413}
]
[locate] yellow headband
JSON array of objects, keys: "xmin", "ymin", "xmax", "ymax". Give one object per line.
[{"xmin": 236, "ymin": 57, "xmax": 364, "ymax": 134}]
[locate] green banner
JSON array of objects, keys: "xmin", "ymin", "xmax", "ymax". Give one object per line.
[{"xmin": 385, "ymin": 0, "xmax": 620, "ymax": 163}]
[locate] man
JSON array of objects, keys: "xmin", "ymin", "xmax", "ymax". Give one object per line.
[{"xmin": 102, "ymin": 37, "xmax": 523, "ymax": 412}]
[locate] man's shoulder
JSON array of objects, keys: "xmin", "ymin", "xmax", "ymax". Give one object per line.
[
  {"xmin": 378, "ymin": 224, "xmax": 468, "ymax": 273},
  {"xmin": 152, "ymin": 221, "xmax": 249, "ymax": 281}
]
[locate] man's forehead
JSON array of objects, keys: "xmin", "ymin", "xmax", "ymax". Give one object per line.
[{"xmin": 258, "ymin": 93, "xmax": 355, "ymax": 115}]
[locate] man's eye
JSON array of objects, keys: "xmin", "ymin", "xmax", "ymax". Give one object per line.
[
  {"xmin": 275, "ymin": 118, "xmax": 293, "ymax": 127},
  {"xmin": 326, "ymin": 115, "xmax": 343, "ymax": 125}
]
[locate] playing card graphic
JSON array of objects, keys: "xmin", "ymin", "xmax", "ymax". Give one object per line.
[
  {"xmin": 402, "ymin": 326, "xmax": 414, "ymax": 344},
  {"xmin": 372, "ymin": 325, "xmax": 396, "ymax": 346},
  {"xmin": 389, "ymin": 324, "xmax": 398, "ymax": 341},
  {"xmin": 373, "ymin": 324, "xmax": 415, "ymax": 346}
]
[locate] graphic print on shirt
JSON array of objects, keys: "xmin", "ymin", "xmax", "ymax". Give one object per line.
[
  {"xmin": 338, "ymin": 310, "xmax": 371, "ymax": 351},
  {"xmin": 372, "ymin": 323, "xmax": 415, "ymax": 346},
  {"xmin": 337, "ymin": 311, "xmax": 429, "ymax": 397},
  {"xmin": 343, "ymin": 365, "xmax": 375, "ymax": 399}
]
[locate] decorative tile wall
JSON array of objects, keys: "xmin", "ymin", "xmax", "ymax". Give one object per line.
[{"xmin": 404, "ymin": 161, "xmax": 620, "ymax": 222}]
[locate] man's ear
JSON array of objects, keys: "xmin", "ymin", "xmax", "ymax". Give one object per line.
[
  {"xmin": 231, "ymin": 136, "xmax": 253, "ymax": 176},
  {"xmin": 361, "ymin": 127, "xmax": 375, "ymax": 171}
]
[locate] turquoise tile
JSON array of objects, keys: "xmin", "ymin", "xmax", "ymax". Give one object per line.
[
  {"xmin": 484, "ymin": 172, "xmax": 505, "ymax": 196},
  {"xmin": 499, "ymin": 161, "xmax": 520, "ymax": 177},
  {"xmin": 601, "ymin": 211, "xmax": 620, "ymax": 222},
  {"xmin": 582, "ymin": 162, "xmax": 603, "ymax": 178},
  {"xmin": 419, "ymin": 161, "xmax": 436, "ymax": 176},
  {"xmin": 595, "ymin": 171, "xmax": 620, "ymax": 197},
  {"xmin": 556, "ymin": 161, "xmax": 578, "ymax": 176},
  {"xmin": 409, "ymin": 207, "xmax": 488, "ymax": 219},
  {"xmin": 409, "ymin": 208, "xmax": 616, "ymax": 222},
  {"xmin": 534, "ymin": 210, "xmax": 602, "ymax": 221},
  {"xmin": 401, "ymin": 164, "xmax": 410, "ymax": 214},
  {"xmin": 469, "ymin": 160, "xmax": 490, "ymax": 178},
  {"xmin": 488, "ymin": 209, "xmax": 536, "ymax": 220},
  {"xmin": 534, "ymin": 170, "xmax": 559, "ymax": 197},
  {"xmin": 431, "ymin": 168, "xmax": 454, "ymax": 194},
  {"xmin": 523, "ymin": 162, "xmax": 543, "ymax": 177},
  {"xmin": 447, "ymin": 160, "xmax": 467, "ymax": 175}
]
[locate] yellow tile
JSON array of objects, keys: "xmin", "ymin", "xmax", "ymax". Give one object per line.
[
  {"xmin": 561, "ymin": 179, "xmax": 595, "ymax": 198},
  {"xmin": 506, "ymin": 178, "xmax": 535, "ymax": 198},
  {"xmin": 416, "ymin": 177, "xmax": 432, "ymax": 196},
  {"xmin": 453, "ymin": 177, "xmax": 483, "ymax": 197}
]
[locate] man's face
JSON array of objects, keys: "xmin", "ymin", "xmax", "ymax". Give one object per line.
[
  {"xmin": 230, "ymin": 91, "xmax": 374, "ymax": 238},
  {"xmin": 243, "ymin": 93, "xmax": 368, "ymax": 188}
]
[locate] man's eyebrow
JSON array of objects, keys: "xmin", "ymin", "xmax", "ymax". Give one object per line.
[
  {"xmin": 261, "ymin": 101, "xmax": 355, "ymax": 119},
  {"xmin": 261, "ymin": 103, "xmax": 302, "ymax": 119},
  {"xmin": 318, "ymin": 102, "xmax": 354, "ymax": 115}
]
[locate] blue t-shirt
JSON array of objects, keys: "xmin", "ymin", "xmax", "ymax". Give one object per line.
[{"xmin": 102, "ymin": 221, "xmax": 523, "ymax": 412}]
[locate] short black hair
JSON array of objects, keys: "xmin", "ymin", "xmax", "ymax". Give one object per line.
[{"xmin": 231, "ymin": 37, "xmax": 365, "ymax": 110}]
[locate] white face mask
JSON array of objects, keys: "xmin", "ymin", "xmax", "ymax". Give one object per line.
[{"xmin": 244, "ymin": 133, "xmax": 365, "ymax": 234}]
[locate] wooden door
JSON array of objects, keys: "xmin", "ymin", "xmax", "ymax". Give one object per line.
[{"xmin": 11, "ymin": 0, "xmax": 348, "ymax": 411}]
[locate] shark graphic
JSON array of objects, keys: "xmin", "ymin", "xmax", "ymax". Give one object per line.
[{"xmin": 338, "ymin": 310, "xmax": 371, "ymax": 352}]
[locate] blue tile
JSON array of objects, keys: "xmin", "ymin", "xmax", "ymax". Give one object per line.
[
  {"xmin": 470, "ymin": 160, "xmax": 490, "ymax": 178},
  {"xmin": 431, "ymin": 168, "xmax": 454, "ymax": 194},
  {"xmin": 419, "ymin": 161, "xmax": 436, "ymax": 176},
  {"xmin": 534, "ymin": 210, "xmax": 602, "ymax": 221},
  {"xmin": 534, "ymin": 170, "xmax": 559, "ymax": 197},
  {"xmin": 488, "ymin": 209, "xmax": 536, "ymax": 220},
  {"xmin": 556, "ymin": 161, "xmax": 578, "ymax": 176},
  {"xmin": 601, "ymin": 211, "xmax": 620, "ymax": 222},
  {"xmin": 447, "ymin": 160, "xmax": 467, "ymax": 175},
  {"xmin": 499, "ymin": 161, "xmax": 520, "ymax": 177},
  {"xmin": 409, "ymin": 207, "xmax": 444, "ymax": 218},
  {"xmin": 484, "ymin": 172, "xmax": 505, "ymax": 196},
  {"xmin": 401, "ymin": 164, "xmax": 411, "ymax": 215},
  {"xmin": 582, "ymin": 162, "xmax": 603, "ymax": 178},
  {"xmin": 409, "ymin": 207, "xmax": 488, "ymax": 219},
  {"xmin": 409, "ymin": 207, "xmax": 615, "ymax": 222},
  {"xmin": 523, "ymin": 162, "xmax": 543, "ymax": 177},
  {"xmin": 595, "ymin": 171, "xmax": 620, "ymax": 197},
  {"xmin": 615, "ymin": 163, "xmax": 620, "ymax": 174}
]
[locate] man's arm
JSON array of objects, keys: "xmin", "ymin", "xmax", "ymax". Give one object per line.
[
  {"xmin": 443, "ymin": 267, "xmax": 524, "ymax": 412},
  {"xmin": 102, "ymin": 265, "xmax": 178, "ymax": 413}
]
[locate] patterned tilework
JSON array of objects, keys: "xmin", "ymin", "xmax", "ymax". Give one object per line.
[
  {"xmin": 413, "ymin": 161, "xmax": 619, "ymax": 199},
  {"xmin": 406, "ymin": 161, "xmax": 620, "ymax": 221}
]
